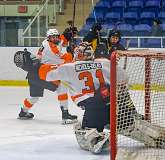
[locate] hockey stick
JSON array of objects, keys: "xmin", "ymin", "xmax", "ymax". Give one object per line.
[
  {"xmin": 123, "ymin": 38, "xmax": 131, "ymax": 70},
  {"xmin": 61, "ymin": 80, "xmax": 75, "ymax": 92}
]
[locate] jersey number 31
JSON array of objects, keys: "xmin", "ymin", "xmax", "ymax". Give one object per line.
[{"xmin": 78, "ymin": 69, "xmax": 105, "ymax": 94}]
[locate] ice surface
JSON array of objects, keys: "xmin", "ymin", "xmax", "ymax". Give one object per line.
[{"xmin": 0, "ymin": 87, "xmax": 109, "ymax": 160}]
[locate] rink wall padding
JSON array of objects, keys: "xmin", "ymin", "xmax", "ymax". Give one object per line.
[
  {"xmin": 0, "ymin": 47, "xmax": 165, "ymax": 88},
  {"xmin": 0, "ymin": 47, "xmax": 38, "ymax": 85},
  {"xmin": 0, "ymin": 80, "xmax": 28, "ymax": 86}
]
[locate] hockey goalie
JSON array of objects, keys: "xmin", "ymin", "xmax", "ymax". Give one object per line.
[{"xmin": 74, "ymin": 82, "xmax": 165, "ymax": 154}]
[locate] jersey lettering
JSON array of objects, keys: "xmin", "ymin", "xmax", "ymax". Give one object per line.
[{"xmin": 78, "ymin": 69, "xmax": 105, "ymax": 94}]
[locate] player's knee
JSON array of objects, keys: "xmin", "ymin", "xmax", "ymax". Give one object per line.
[{"xmin": 26, "ymin": 97, "xmax": 39, "ymax": 105}]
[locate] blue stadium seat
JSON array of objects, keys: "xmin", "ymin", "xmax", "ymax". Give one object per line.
[
  {"xmin": 143, "ymin": 0, "xmax": 160, "ymax": 16},
  {"xmin": 121, "ymin": 38, "xmax": 139, "ymax": 48},
  {"xmin": 139, "ymin": 12, "xmax": 155, "ymax": 25},
  {"xmin": 108, "ymin": 0, "xmax": 126, "ymax": 4},
  {"xmin": 160, "ymin": 23, "xmax": 165, "ymax": 36},
  {"xmin": 101, "ymin": 0, "xmax": 112, "ymax": 2},
  {"xmin": 133, "ymin": 24, "xmax": 151, "ymax": 36},
  {"xmin": 158, "ymin": 12, "xmax": 165, "ymax": 23},
  {"xmin": 126, "ymin": 0, "xmax": 144, "ymax": 1},
  {"xmin": 101, "ymin": 24, "xmax": 114, "ymax": 35},
  {"xmin": 95, "ymin": 1, "xmax": 111, "ymax": 8},
  {"xmin": 86, "ymin": 17, "xmax": 96, "ymax": 25},
  {"xmin": 126, "ymin": 0, "xmax": 144, "ymax": 16},
  {"xmin": 78, "ymin": 24, "xmax": 92, "ymax": 36},
  {"xmin": 102, "ymin": 24, "xmax": 115, "ymax": 30},
  {"xmin": 104, "ymin": 12, "xmax": 121, "ymax": 24},
  {"xmin": 117, "ymin": 24, "xmax": 133, "ymax": 36},
  {"xmin": 161, "ymin": 23, "xmax": 165, "ymax": 30},
  {"xmin": 86, "ymin": 12, "xmax": 104, "ymax": 25},
  {"xmin": 94, "ymin": 1, "xmax": 110, "ymax": 15},
  {"xmin": 140, "ymin": 38, "xmax": 161, "ymax": 48},
  {"xmin": 111, "ymin": 1, "xmax": 126, "ymax": 16},
  {"xmin": 163, "ymin": 1, "xmax": 165, "ymax": 10},
  {"xmin": 123, "ymin": 12, "xmax": 138, "ymax": 25}
]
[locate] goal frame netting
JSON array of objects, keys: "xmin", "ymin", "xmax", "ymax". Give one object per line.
[{"xmin": 110, "ymin": 50, "xmax": 165, "ymax": 160}]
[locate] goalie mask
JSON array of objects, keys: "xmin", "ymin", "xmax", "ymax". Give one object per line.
[{"xmin": 74, "ymin": 42, "xmax": 94, "ymax": 61}]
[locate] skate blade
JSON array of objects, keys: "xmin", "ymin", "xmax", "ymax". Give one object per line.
[
  {"xmin": 62, "ymin": 119, "xmax": 78, "ymax": 125},
  {"xmin": 17, "ymin": 117, "xmax": 33, "ymax": 120}
]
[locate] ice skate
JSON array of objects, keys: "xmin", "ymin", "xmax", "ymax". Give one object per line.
[
  {"xmin": 60, "ymin": 106, "xmax": 78, "ymax": 124},
  {"xmin": 18, "ymin": 108, "xmax": 34, "ymax": 120}
]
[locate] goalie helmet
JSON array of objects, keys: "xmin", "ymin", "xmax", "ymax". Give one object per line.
[
  {"xmin": 46, "ymin": 28, "xmax": 60, "ymax": 38},
  {"xmin": 74, "ymin": 42, "xmax": 94, "ymax": 61}
]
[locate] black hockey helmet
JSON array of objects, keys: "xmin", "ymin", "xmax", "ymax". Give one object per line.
[{"xmin": 108, "ymin": 30, "xmax": 121, "ymax": 42}]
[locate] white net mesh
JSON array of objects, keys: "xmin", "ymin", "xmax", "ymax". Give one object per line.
[{"xmin": 111, "ymin": 50, "xmax": 165, "ymax": 160}]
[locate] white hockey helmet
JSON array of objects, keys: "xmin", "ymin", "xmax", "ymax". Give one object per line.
[
  {"xmin": 46, "ymin": 28, "xmax": 60, "ymax": 38},
  {"xmin": 74, "ymin": 42, "xmax": 94, "ymax": 61}
]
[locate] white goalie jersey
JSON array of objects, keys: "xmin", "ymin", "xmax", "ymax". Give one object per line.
[{"xmin": 46, "ymin": 58, "xmax": 127, "ymax": 104}]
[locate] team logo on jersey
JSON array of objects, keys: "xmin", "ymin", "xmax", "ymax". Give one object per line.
[{"xmin": 75, "ymin": 62, "xmax": 102, "ymax": 72}]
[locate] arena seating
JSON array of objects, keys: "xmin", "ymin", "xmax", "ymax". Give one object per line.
[
  {"xmin": 158, "ymin": 12, "xmax": 165, "ymax": 23},
  {"xmin": 139, "ymin": 11, "xmax": 155, "ymax": 25},
  {"xmin": 79, "ymin": 0, "xmax": 165, "ymax": 37},
  {"xmin": 123, "ymin": 11, "xmax": 138, "ymax": 25},
  {"xmin": 117, "ymin": 23, "xmax": 133, "ymax": 36}
]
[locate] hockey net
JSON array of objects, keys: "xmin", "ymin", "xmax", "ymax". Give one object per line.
[{"xmin": 110, "ymin": 50, "xmax": 165, "ymax": 160}]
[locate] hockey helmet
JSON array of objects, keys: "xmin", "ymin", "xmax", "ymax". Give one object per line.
[
  {"xmin": 74, "ymin": 42, "xmax": 94, "ymax": 61},
  {"xmin": 108, "ymin": 30, "xmax": 121, "ymax": 43},
  {"xmin": 46, "ymin": 28, "xmax": 60, "ymax": 38},
  {"xmin": 108, "ymin": 30, "xmax": 121, "ymax": 38}
]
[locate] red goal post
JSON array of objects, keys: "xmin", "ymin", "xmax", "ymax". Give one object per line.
[{"xmin": 110, "ymin": 50, "xmax": 165, "ymax": 160}]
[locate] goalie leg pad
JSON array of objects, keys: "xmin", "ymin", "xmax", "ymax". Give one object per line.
[
  {"xmin": 135, "ymin": 119, "xmax": 165, "ymax": 139},
  {"xmin": 135, "ymin": 119, "xmax": 165, "ymax": 148},
  {"xmin": 74, "ymin": 122, "xmax": 109, "ymax": 153},
  {"xmin": 120, "ymin": 118, "xmax": 165, "ymax": 148}
]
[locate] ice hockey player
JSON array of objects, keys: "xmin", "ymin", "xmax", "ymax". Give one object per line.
[
  {"xmin": 83, "ymin": 22, "xmax": 102, "ymax": 51},
  {"xmin": 39, "ymin": 42, "xmax": 165, "ymax": 154},
  {"xmin": 95, "ymin": 29, "xmax": 126, "ymax": 59},
  {"xmin": 15, "ymin": 28, "xmax": 77, "ymax": 124},
  {"xmin": 83, "ymin": 22, "xmax": 109, "ymax": 56}
]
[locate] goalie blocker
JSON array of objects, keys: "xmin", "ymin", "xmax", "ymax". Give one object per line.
[{"xmin": 74, "ymin": 84, "xmax": 165, "ymax": 154}]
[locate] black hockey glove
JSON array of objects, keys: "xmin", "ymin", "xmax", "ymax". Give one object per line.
[{"xmin": 14, "ymin": 48, "xmax": 40, "ymax": 72}]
